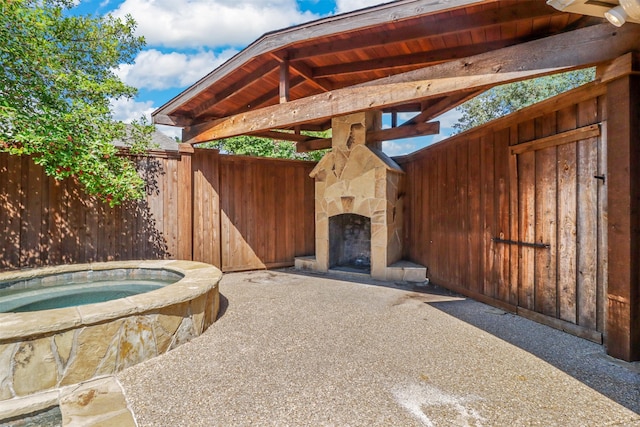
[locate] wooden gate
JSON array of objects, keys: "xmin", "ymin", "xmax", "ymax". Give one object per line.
[{"xmin": 513, "ymin": 118, "xmax": 607, "ymax": 342}]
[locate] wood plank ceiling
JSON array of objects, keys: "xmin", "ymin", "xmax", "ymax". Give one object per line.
[{"xmin": 152, "ymin": 0, "xmax": 599, "ymax": 147}]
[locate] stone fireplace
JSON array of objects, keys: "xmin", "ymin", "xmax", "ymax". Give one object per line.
[{"xmin": 295, "ymin": 111, "xmax": 426, "ymax": 282}]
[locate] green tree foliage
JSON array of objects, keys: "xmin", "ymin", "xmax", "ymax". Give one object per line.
[
  {"xmin": 453, "ymin": 69, "xmax": 596, "ymax": 133},
  {"xmin": 0, "ymin": 0, "xmax": 152, "ymax": 206},
  {"xmin": 202, "ymin": 131, "xmax": 330, "ymax": 162}
]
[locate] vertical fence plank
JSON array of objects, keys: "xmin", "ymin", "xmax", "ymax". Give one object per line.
[
  {"xmin": 534, "ymin": 114, "xmax": 558, "ymax": 317},
  {"xmin": 517, "ymin": 119, "xmax": 536, "ymax": 310},
  {"xmin": 494, "ymin": 128, "xmax": 511, "ymax": 303},
  {"xmin": 481, "ymin": 134, "xmax": 496, "ymax": 298},
  {"xmin": 557, "ymin": 106, "xmax": 578, "ymax": 323},
  {"xmin": 577, "ymin": 99, "xmax": 599, "ymax": 330}
]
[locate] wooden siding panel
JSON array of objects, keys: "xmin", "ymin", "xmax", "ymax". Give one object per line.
[
  {"xmin": 577, "ymin": 99, "xmax": 599, "ymax": 330},
  {"xmin": 556, "ymin": 105, "xmax": 578, "ymax": 324},
  {"xmin": 398, "ymin": 82, "xmax": 606, "ymax": 343}
]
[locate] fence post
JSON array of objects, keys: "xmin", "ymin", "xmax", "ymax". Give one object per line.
[
  {"xmin": 605, "ymin": 56, "xmax": 640, "ymax": 362},
  {"xmin": 177, "ymin": 143, "xmax": 194, "ymax": 261}
]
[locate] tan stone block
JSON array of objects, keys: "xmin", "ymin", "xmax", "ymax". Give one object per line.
[
  {"xmin": 327, "ymin": 199, "xmax": 342, "ymax": 217},
  {"xmin": 384, "ymin": 267, "xmax": 405, "ymax": 282},
  {"xmin": 59, "ymin": 376, "xmax": 135, "ymax": 427},
  {"xmin": 316, "ymin": 216, "xmax": 328, "ymax": 240},
  {"xmin": 324, "ymin": 181, "xmax": 347, "ymax": 200},
  {"xmin": 0, "ymin": 307, "xmax": 81, "ymax": 342},
  {"xmin": 203, "ymin": 289, "xmax": 220, "ymax": 330},
  {"xmin": 191, "ymin": 294, "xmax": 207, "ymax": 335},
  {"xmin": 371, "ymin": 210, "xmax": 386, "ymax": 225},
  {"xmin": 340, "ymin": 146, "xmax": 374, "ymax": 181},
  {"xmin": 387, "ymin": 231, "xmax": 403, "ymax": 265},
  {"xmin": 374, "ymin": 176, "xmax": 386, "ymax": 199},
  {"xmin": 93, "ymin": 337, "xmax": 119, "ymax": 377},
  {"xmin": 116, "ymin": 316, "xmax": 157, "ymax": 371},
  {"xmin": 334, "ymin": 149, "xmax": 349, "ymax": 177},
  {"xmin": 310, "ymin": 153, "xmax": 333, "ymax": 179},
  {"xmin": 352, "ymin": 197, "xmax": 373, "ymax": 218},
  {"xmin": 61, "ymin": 321, "xmax": 123, "ymax": 386},
  {"xmin": 371, "ymin": 222, "xmax": 385, "ymax": 242},
  {"xmin": 13, "ymin": 337, "xmax": 58, "ymax": 396},
  {"xmin": 54, "ymin": 330, "xmax": 75, "ymax": 369},
  {"xmin": 348, "ymin": 169, "xmax": 376, "ymax": 200},
  {"xmin": 168, "ymin": 317, "xmax": 196, "ymax": 351},
  {"xmin": 403, "ymin": 267, "xmax": 427, "ymax": 283},
  {"xmin": 315, "ymin": 239, "xmax": 329, "ymax": 271},
  {"xmin": 371, "ymin": 245, "xmax": 387, "ymax": 268},
  {"xmin": 340, "ymin": 196, "xmax": 355, "ymax": 213},
  {"xmin": 0, "ymin": 343, "xmax": 15, "ymax": 400}
]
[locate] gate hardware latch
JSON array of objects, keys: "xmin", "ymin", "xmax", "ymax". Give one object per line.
[{"xmin": 492, "ymin": 238, "xmax": 550, "ymax": 249}]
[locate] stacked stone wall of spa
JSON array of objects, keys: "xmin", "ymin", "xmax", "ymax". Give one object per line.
[
  {"xmin": 0, "ymin": 261, "xmax": 221, "ymax": 401},
  {"xmin": 309, "ymin": 111, "xmax": 405, "ymax": 280}
]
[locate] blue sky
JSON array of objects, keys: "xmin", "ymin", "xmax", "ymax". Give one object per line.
[{"xmin": 74, "ymin": 0, "xmax": 459, "ymax": 155}]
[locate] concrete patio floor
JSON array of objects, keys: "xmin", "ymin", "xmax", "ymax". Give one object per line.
[{"xmin": 118, "ymin": 269, "xmax": 640, "ymax": 426}]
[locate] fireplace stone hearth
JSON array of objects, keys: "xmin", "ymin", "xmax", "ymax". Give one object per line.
[{"xmin": 295, "ymin": 111, "xmax": 426, "ymax": 283}]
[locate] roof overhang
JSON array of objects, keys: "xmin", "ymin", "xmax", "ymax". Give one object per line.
[{"xmin": 152, "ymin": 0, "xmax": 640, "ymax": 151}]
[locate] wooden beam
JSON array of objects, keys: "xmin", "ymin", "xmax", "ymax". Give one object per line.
[
  {"xmin": 249, "ymin": 130, "xmax": 312, "ymax": 143},
  {"xmin": 183, "ymin": 24, "xmax": 640, "ymax": 144},
  {"xmin": 270, "ymin": 52, "xmax": 333, "ymax": 93},
  {"xmin": 402, "ymin": 90, "xmax": 481, "ymax": 126},
  {"xmin": 606, "ymin": 71, "xmax": 640, "ymax": 362},
  {"xmin": 356, "ymin": 23, "xmax": 640, "ymax": 88},
  {"xmin": 279, "ymin": 60, "xmax": 290, "ymax": 103},
  {"xmin": 312, "ymin": 40, "xmax": 524, "ymax": 78},
  {"xmin": 510, "ymin": 124, "xmax": 600, "ymax": 155},
  {"xmin": 289, "ymin": 61, "xmax": 334, "ymax": 92},
  {"xmin": 193, "ymin": 61, "xmax": 279, "ymax": 119},
  {"xmin": 239, "ymin": 75, "xmax": 306, "ymax": 112},
  {"xmin": 368, "ymin": 121, "xmax": 440, "ymax": 142},
  {"xmin": 598, "ymin": 52, "xmax": 640, "ymax": 83},
  {"xmin": 286, "ymin": 1, "xmax": 556, "ymax": 60},
  {"xmin": 296, "ymin": 138, "xmax": 333, "ymax": 152}
]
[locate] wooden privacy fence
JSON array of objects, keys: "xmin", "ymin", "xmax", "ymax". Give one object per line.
[
  {"xmin": 0, "ymin": 148, "xmax": 316, "ymax": 273},
  {"xmin": 398, "ymin": 81, "xmax": 608, "ymax": 344}
]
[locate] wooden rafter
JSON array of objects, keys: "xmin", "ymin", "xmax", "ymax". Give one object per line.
[
  {"xmin": 192, "ymin": 61, "xmax": 279, "ymax": 119},
  {"xmin": 269, "ymin": 52, "xmax": 333, "ymax": 93},
  {"xmin": 183, "ymin": 23, "xmax": 640, "ymax": 144},
  {"xmin": 401, "ymin": 90, "xmax": 482, "ymax": 126},
  {"xmin": 368, "ymin": 121, "xmax": 440, "ymax": 142},
  {"xmin": 279, "ymin": 60, "xmax": 290, "ymax": 103},
  {"xmin": 284, "ymin": 2, "xmax": 557, "ymax": 61},
  {"xmin": 311, "ymin": 40, "xmax": 526, "ymax": 79}
]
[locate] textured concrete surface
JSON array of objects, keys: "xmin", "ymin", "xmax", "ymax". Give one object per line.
[{"xmin": 118, "ymin": 269, "xmax": 640, "ymax": 426}]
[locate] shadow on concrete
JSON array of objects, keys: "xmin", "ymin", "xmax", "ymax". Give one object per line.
[
  {"xmin": 425, "ymin": 295, "xmax": 640, "ymax": 415},
  {"xmin": 282, "ymin": 268, "xmax": 640, "ymax": 414}
]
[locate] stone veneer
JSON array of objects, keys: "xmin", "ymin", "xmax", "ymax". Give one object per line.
[
  {"xmin": 0, "ymin": 260, "xmax": 221, "ymax": 405},
  {"xmin": 295, "ymin": 111, "xmax": 426, "ymax": 282}
]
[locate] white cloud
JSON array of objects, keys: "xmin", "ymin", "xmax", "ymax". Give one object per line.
[
  {"xmin": 436, "ymin": 108, "xmax": 464, "ymax": 130},
  {"xmin": 113, "ymin": 0, "xmax": 320, "ymax": 49},
  {"xmin": 156, "ymin": 125, "xmax": 182, "ymax": 141},
  {"xmin": 335, "ymin": 0, "xmax": 387, "ymax": 14},
  {"xmin": 110, "ymin": 97, "xmax": 155, "ymax": 123},
  {"xmin": 110, "ymin": 98, "xmax": 183, "ymax": 140},
  {"xmin": 116, "ymin": 48, "xmax": 237, "ymax": 91},
  {"xmin": 382, "ymin": 140, "xmax": 420, "ymax": 157}
]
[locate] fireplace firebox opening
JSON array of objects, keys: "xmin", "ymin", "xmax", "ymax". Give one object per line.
[{"xmin": 329, "ymin": 214, "xmax": 371, "ymax": 273}]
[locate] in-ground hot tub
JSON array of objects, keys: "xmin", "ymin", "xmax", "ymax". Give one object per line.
[{"xmin": 0, "ymin": 260, "xmax": 221, "ymax": 406}]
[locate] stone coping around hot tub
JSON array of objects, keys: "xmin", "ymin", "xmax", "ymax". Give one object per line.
[{"xmin": 0, "ymin": 260, "xmax": 222, "ymax": 342}]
